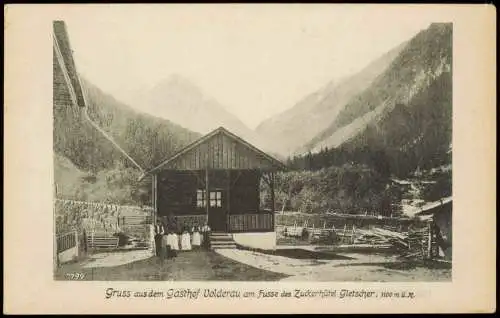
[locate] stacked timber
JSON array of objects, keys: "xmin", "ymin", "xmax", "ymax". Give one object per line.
[
  {"xmin": 401, "ymin": 227, "xmax": 430, "ymax": 259},
  {"xmin": 371, "ymin": 227, "xmax": 409, "ymax": 249},
  {"xmin": 353, "ymin": 228, "xmax": 391, "ymax": 245}
]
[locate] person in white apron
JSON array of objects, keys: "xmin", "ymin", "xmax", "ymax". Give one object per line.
[
  {"xmin": 180, "ymin": 228, "xmax": 192, "ymax": 251},
  {"xmin": 191, "ymin": 226, "xmax": 201, "ymax": 249},
  {"xmin": 165, "ymin": 230, "xmax": 177, "ymax": 258},
  {"xmin": 167, "ymin": 230, "xmax": 179, "ymax": 254}
]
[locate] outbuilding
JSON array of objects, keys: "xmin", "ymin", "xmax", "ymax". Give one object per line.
[{"xmin": 415, "ymin": 196, "xmax": 452, "ymax": 261}]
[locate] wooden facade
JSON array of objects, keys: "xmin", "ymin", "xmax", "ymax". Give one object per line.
[
  {"xmin": 149, "ymin": 127, "xmax": 282, "ymax": 171},
  {"xmin": 141, "ymin": 127, "xmax": 286, "ymax": 233},
  {"xmin": 416, "ymin": 197, "xmax": 452, "ymax": 261}
]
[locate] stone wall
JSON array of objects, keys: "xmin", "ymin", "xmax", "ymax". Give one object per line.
[{"xmin": 54, "ymin": 199, "xmax": 153, "ymax": 246}]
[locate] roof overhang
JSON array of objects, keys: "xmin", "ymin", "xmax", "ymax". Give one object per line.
[{"xmin": 415, "ymin": 196, "xmax": 453, "ymax": 216}]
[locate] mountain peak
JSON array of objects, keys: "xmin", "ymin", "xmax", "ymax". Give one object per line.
[
  {"xmin": 166, "ymin": 73, "xmax": 195, "ymax": 85},
  {"xmin": 139, "ymin": 74, "xmax": 271, "ymax": 151},
  {"xmin": 152, "ymin": 73, "xmax": 202, "ymax": 95}
]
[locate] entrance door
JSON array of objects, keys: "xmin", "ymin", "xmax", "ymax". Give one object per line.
[{"xmin": 208, "ymin": 189, "xmax": 227, "ymax": 232}]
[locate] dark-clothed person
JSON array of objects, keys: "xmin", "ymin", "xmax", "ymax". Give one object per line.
[
  {"xmin": 201, "ymin": 223, "xmax": 211, "ymax": 250},
  {"xmin": 154, "ymin": 220, "xmax": 165, "ymax": 257}
]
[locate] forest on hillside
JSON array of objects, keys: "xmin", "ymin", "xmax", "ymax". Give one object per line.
[
  {"xmin": 53, "ymin": 78, "xmax": 200, "ymax": 205},
  {"xmin": 260, "ymin": 164, "xmax": 402, "ymax": 216},
  {"xmin": 287, "ymin": 65, "xmax": 452, "ymax": 178},
  {"xmin": 54, "ymin": 79, "xmax": 200, "ymax": 173},
  {"xmin": 262, "ymin": 159, "xmax": 451, "ymax": 216}
]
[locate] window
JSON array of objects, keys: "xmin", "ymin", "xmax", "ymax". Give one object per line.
[
  {"xmin": 196, "ymin": 189, "xmax": 206, "ymax": 208},
  {"xmin": 209, "ymin": 190, "xmax": 222, "ymax": 208}
]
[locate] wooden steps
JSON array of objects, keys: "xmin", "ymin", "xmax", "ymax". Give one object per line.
[
  {"xmin": 209, "ymin": 232, "xmax": 237, "ymax": 250},
  {"xmin": 86, "ymin": 233, "xmax": 119, "ymax": 250}
]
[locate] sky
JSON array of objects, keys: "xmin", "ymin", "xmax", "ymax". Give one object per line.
[{"xmin": 62, "ymin": 5, "xmax": 440, "ymax": 128}]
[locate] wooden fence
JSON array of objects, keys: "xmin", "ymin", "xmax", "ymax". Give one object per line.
[
  {"xmin": 55, "ymin": 199, "xmax": 154, "ymax": 253},
  {"xmin": 56, "ymin": 230, "xmax": 78, "ymax": 253},
  {"xmin": 56, "ymin": 230, "xmax": 79, "ymax": 264}
]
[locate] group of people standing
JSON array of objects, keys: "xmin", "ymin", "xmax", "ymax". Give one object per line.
[{"xmin": 154, "ymin": 220, "xmax": 211, "ymax": 259}]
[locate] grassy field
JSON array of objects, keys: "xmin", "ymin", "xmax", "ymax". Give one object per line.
[{"xmin": 55, "ymin": 250, "xmax": 288, "ymax": 281}]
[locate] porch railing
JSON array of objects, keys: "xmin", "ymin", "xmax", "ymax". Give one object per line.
[
  {"xmin": 228, "ymin": 212, "xmax": 274, "ymax": 233},
  {"xmin": 118, "ymin": 215, "xmax": 152, "ymax": 226}
]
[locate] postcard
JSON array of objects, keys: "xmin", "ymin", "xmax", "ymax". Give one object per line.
[{"xmin": 3, "ymin": 4, "xmax": 496, "ymax": 314}]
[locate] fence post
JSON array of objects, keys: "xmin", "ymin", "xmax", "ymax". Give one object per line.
[
  {"xmin": 74, "ymin": 230, "xmax": 79, "ymax": 259},
  {"xmin": 352, "ymin": 225, "xmax": 356, "ymax": 244},
  {"xmin": 83, "ymin": 229, "xmax": 87, "ymax": 253},
  {"xmin": 408, "ymin": 227, "xmax": 411, "ymax": 250},
  {"xmin": 54, "ymin": 233, "xmax": 60, "ymax": 269},
  {"xmin": 427, "ymin": 222, "xmax": 433, "ymax": 259}
]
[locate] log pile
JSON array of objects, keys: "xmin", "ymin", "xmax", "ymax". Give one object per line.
[
  {"xmin": 401, "ymin": 227, "xmax": 430, "ymax": 259},
  {"xmin": 353, "ymin": 228, "xmax": 391, "ymax": 245},
  {"xmin": 278, "ymin": 217, "xmax": 433, "ymax": 260}
]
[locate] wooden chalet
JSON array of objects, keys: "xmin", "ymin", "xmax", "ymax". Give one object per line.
[{"xmin": 140, "ymin": 127, "xmax": 286, "ymax": 243}]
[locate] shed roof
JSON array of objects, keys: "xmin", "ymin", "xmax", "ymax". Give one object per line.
[
  {"xmin": 53, "ymin": 21, "xmax": 86, "ymax": 108},
  {"xmin": 415, "ymin": 196, "xmax": 452, "ymax": 216},
  {"xmin": 140, "ymin": 127, "xmax": 286, "ymax": 179}
]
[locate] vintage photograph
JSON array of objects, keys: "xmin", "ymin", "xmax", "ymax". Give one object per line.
[{"xmin": 53, "ymin": 12, "xmax": 453, "ymax": 282}]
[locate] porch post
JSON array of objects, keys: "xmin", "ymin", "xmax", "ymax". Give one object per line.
[
  {"xmin": 152, "ymin": 174, "xmax": 157, "ymax": 225},
  {"xmin": 270, "ymin": 172, "xmax": 275, "ymax": 230},
  {"xmin": 205, "ymin": 169, "xmax": 209, "ymax": 224},
  {"xmin": 227, "ymin": 170, "xmax": 231, "ymax": 232}
]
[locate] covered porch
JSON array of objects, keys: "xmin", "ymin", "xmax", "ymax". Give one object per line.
[
  {"xmin": 141, "ymin": 127, "xmax": 286, "ymax": 235},
  {"xmin": 153, "ymin": 168, "xmax": 277, "ymax": 233}
]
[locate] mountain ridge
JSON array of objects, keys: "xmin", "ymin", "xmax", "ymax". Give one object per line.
[
  {"xmin": 255, "ymin": 38, "xmax": 409, "ymax": 156},
  {"xmin": 132, "ymin": 73, "xmax": 276, "ymax": 155},
  {"xmin": 303, "ymin": 23, "xmax": 452, "ymax": 154}
]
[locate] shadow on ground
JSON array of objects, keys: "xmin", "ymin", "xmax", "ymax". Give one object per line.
[
  {"xmin": 260, "ymin": 248, "xmax": 355, "ymax": 260},
  {"xmin": 55, "ymin": 250, "xmax": 289, "ymax": 281}
]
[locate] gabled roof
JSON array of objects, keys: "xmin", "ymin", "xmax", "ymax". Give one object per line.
[
  {"xmin": 415, "ymin": 196, "xmax": 452, "ymax": 216},
  {"xmin": 139, "ymin": 127, "xmax": 286, "ymax": 179}
]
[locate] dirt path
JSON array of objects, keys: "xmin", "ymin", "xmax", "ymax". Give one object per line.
[
  {"xmin": 215, "ymin": 249, "xmax": 451, "ymax": 282},
  {"xmin": 82, "ymin": 249, "xmax": 153, "ymax": 268},
  {"xmin": 280, "ymin": 264, "xmax": 452, "ymax": 282}
]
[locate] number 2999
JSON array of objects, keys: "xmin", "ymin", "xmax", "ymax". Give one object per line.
[{"xmin": 64, "ymin": 272, "xmax": 86, "ymax": 280}]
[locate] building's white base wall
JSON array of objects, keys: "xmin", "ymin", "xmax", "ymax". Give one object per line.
[
  {"xmin": 58, "ymin": 246, "xmax": 77, "ymax": 264},
  {"xmin": 232, "ymin": 232, "xmax": 276, "ymax": 250}
]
